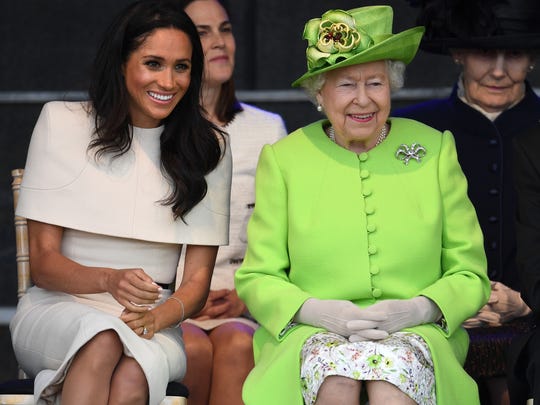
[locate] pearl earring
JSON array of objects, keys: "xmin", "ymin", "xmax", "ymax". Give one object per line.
[
  {"xmin": 529, "ymin": 65, "xmax": 535, "ymax": 72},
  {"xmin": 454, "ymin": 59, "xmax": 461, "ymax": 65},
  {"xmin": 316, "ymin": 104, "xmax": 323, "ymax": 112}
]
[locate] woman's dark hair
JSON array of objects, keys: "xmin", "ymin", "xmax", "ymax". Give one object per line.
[
  {"xmin": 179, "ymin": 0, "xmax": 242, "ymax": 124},
  {"xmin": 88, "ymin": 0, "xmax": 225, "ymax": 221}
]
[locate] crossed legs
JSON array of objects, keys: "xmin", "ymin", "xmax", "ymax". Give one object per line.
[{"xmin": 61, "ymin": 330, "xmax": 148, "ymax": 405}]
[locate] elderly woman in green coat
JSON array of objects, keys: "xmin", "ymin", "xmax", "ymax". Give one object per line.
[{"xmin": 234, "ymin": 5, "xmax": 490, "ymax": 405}]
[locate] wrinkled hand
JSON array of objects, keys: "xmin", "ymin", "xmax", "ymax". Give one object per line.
[
  {"xmin": 192, "ymin": 289, "xmax": 247, "ymax": 320},
  {"xmin": 463, "ymin": 282, "xmax": 530, "ymax": 328},
  {"xmin": 106, "ymin": 268, "xmax": 162, "ymax": 313},
  {"xmin": 349, "ymin": 296, "xmax": 441, "ymax": 337},
  {"xmin": 294, "ymin": 298, "xmax": 388, "ymax": 339},
  {"xmin": 462, "ymin": 307, "xmax": 499, "ymax": 328},
  {"xmin": 121, "ymin": 308, "xmax": 156, "ymax": 339},
  {"xmin": 488, "ymin": 282, "xmax": 531, "ymax": 323}
]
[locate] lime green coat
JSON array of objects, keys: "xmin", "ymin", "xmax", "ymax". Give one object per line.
[{"xmin": 235, "ymin": 117, "xmax": 490, "ymax": 404}]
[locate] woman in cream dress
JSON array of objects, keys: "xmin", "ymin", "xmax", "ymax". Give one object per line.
[{"xmin": 9, "ymin": 1, "xmax": 231, "ymax": 404}]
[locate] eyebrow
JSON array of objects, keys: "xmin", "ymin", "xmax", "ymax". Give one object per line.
[
  {"xmin": 339, "ymin": 73, "xmax": 385, "ymax": 81},
  {"xmin": 143, "ymin": 55, "xmax": 191, "ymax": 63},
  {"xmin": 195, "ymin": 21, "xmax": 232, "ymax": 30}
]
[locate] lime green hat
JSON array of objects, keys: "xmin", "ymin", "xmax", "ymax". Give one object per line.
[{"xmin": 292, "ymin": 5, "xmax": 425, "ymax": 87}]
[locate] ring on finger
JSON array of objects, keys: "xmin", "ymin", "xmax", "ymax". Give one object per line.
[{"xmin": 142, "ymin": 326, "xmax": 148, "ymax": 335}]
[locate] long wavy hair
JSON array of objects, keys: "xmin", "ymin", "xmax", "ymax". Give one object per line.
[
  {"xmin": 180, "ymin": 0, "xmax": 242, "ymax": 124},
  {"xmin": 88, "ymin": 0, "xmax": 225, "ymax": 221}
]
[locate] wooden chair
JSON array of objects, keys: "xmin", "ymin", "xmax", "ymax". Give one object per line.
[{"xmin": 0, "ymin": 169, "xmax": 188, "ymax": 405}]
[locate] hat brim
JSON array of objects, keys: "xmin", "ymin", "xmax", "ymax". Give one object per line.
[
  {"xmin": 420, "ymin": 34, "xmax": 540, "ymax": 55},
  {"xmin": 292, "ymin": 26, "xmax": 424, "ymax": 88}
]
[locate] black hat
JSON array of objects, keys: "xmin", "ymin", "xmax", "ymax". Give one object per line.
[{"xmin": 406, "ymin": 0, "xmax": 540, "ymax": 54}]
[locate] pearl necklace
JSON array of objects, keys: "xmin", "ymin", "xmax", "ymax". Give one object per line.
[{"xmin": 327, "ymin": 123, "xmax": 388, "ymax": 147}]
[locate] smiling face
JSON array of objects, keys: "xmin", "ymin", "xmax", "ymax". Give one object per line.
[
  {"xmin": 123, "ymin": 27, "xmax": 193, "ymax": 128},
  {"xmin": 184, "ymin": 0, "xmax": 235, "ymax": 88},
  {"xmin": 453, "ymin": 49, "xmax": 533, "ymax": 113},
  {"xmin": 316, "ymin": 60, "xmax": 391, "ymax": 153}
]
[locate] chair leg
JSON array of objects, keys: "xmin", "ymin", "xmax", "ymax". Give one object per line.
[
  {"xmin": 160, "ymin": 397, "xmax": 187, "ymax": 405},
  {"xmin": 0, "ymin": 394, "xmax": 35, "ymax": 405},
  {"xmin": 0, "ymin": 394, "xmax": 186, "ymax": 405}
]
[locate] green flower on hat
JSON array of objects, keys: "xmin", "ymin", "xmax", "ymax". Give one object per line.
[
  {"xmin": 304, "ymin": 10, "xmax": 374, "ymax": 70},
  {"xmin": 292, "ymin": 6, "xmax": 425, "ymax": 87}
]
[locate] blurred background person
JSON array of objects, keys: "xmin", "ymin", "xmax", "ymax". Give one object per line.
[
  {"xmin": 394, "ymin": 0, "xmax": 540, "ymax": 403},
  {"xmin": 236, "ymin": 5, "xmax": 490, "ymax": 404},
  {"xmin": 177, "ymin": 1, "xmax": 287, "ymax": 404},
  {"xmin": 512, "ymin": 121, "xmax": 540, "ymax": 405}
]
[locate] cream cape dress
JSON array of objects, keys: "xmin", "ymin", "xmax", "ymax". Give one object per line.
[{"xmin": 9, "ymin": 101, "xmax": 232, "ymax": 405}]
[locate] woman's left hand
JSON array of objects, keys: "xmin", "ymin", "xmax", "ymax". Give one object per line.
[
  {"xmin": 120, "ymin": 308, "xmax": 156, "ymax": 339},
  {"xmin": 349, "ymin": 296, "xmax": 441, "ymax": 336}
]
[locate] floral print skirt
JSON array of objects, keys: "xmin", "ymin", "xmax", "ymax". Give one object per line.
[{"xmin": 300, "ymin": 331, "xmax": 436, "ymax": 405}]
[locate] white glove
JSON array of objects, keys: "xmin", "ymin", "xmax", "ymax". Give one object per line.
[
  {"xmin": 294, "ymin": 298, "xmax": 389, "ymax": 338},
  {"xmin": 348, "ymin": 296, "xmax": 441, "ymax": 336}
]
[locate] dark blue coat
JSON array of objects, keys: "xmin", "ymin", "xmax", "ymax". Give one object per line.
[{"xmin": 393, "ymin": 82, "xmax": 540, "ymax": 291}]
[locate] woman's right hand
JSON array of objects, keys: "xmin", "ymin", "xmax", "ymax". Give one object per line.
[
  {"xmin": 106, "ymin": 268, "xmax": 162, "ymax": 312},
  {"xmin": 294, "ymin": 298, "xmax": 389, "ymax": 339},
  {"xmin": 27, "ymin": 220, "xmax": 161, "ymax": 310},
  {"xmin": 27, "ymin": 220, "xmax": 160, "ymax": 312},
  {"xmin": 350, "ymin": 296, "xmax": 441, "ymax": 336}
]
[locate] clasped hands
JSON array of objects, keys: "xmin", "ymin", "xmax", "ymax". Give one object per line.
[
  {"xmin": 107, "ymin": 268, "xmax": 163, "ymax": 339},
  {"xmin": 295, "ymin": 297, "xmax": 441, "ymax": 342},
  {"xmin": 191, "ymin": 289, "xmax": 246, "ymax": 321},
  {"xmin": 463, "ymin": 281, "xmax": 531, "ymax": 328}
]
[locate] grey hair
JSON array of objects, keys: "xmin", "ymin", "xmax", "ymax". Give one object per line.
[{"xmin": 300, "ymin": 60, "xmax": 406, "ymax": 106}]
